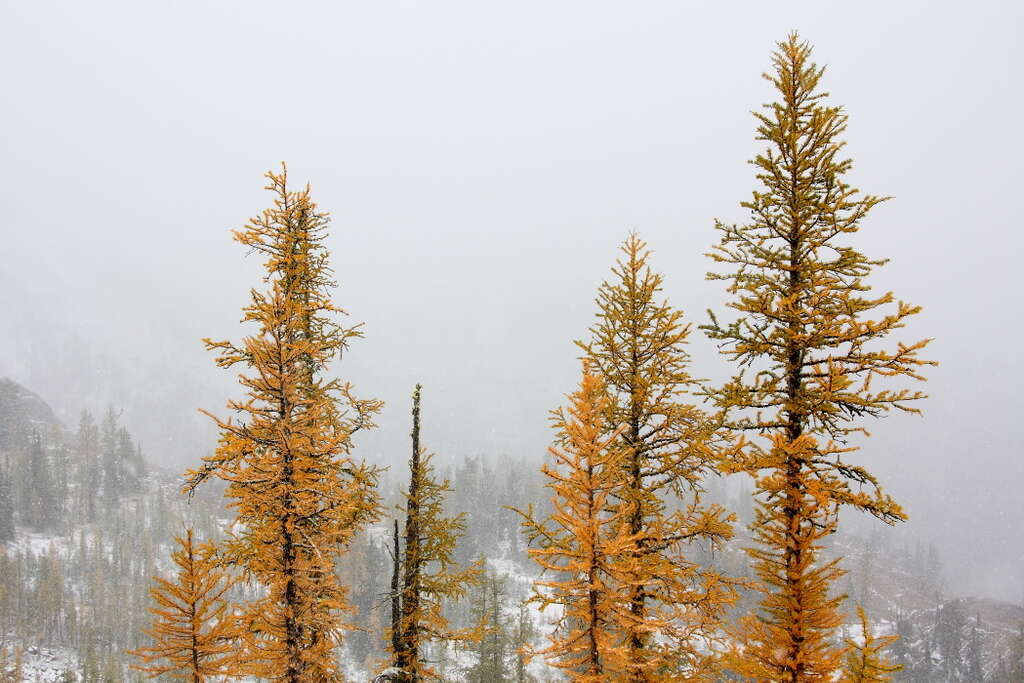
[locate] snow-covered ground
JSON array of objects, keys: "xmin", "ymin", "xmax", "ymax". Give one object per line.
[{"xmin": 2, "ymin": 645, "xmax": 77, "ymax": 682}]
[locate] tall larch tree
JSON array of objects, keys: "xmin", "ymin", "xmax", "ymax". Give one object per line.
[
  {"xmin": 185, "ymin": 165, "xmax": 383, "ymax": 682},
  {"xmin": 517, "ymin": 364, "xmax": 633, "ymax": 682},
  {"xmin": 389, "ymin": 384, "xmax": 483, "ymax": 682},
  {"xmin": 704, "ymin": 34, "xmax": 934, "ymax": 681},
  {"xmin": 129, "ymin": 529, "xmax": 239, "ymax": 681},
  {"xmin": 579, "ymin": 233, "xmax": 737, "ymax": 681}
]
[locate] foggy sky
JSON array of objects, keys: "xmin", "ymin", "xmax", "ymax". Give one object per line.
[{"xmin": 2, "ymin": 1, "xmax": 1021, "ymax": 601}]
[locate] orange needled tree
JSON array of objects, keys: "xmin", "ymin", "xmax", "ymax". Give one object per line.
[
  {"xmin": 580, "ymin": 234, "xmax": 738, "ymax": 681},
  {"xmin": 185, "ymin": 165, "xmax": 382, "ymax": 681},
  {"xmin": 840, "ymin": 607, "xmax": 901, "ymax": 682},
  {"xmin": 517, "ymin": 363, "xmax": 634, "ymax": 682},
  {"xmin": 129, "ymin": 529, "xmax": 239, "ymax": 681},
  {"xmin": 388, "ymin": 385, "xmax": 484, "ymax": 682},
  {"xmin": 704, "ymin": 34, "xmax": 934, "ymax": 681}
]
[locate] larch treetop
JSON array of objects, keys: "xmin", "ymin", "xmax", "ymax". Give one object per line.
[
  {"xmin": 184, "ymin": 165, "xmax": 382, "ymax": 682},
  {"xmin": 705, "ymin": 34, "xmax": 934, "ymax": 681}
]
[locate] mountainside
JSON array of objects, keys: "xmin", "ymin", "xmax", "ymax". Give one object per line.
[
  {"xmin": 824, "ymin": 535, "xmax": 1024, "ymax": 681},
  {"xmin": 0, "ymin": 378, "xmax": 61, "ymax": 443},
  {"xmin": 1, "ymin": 381, "xmax": 1022, "ymax": 681}
]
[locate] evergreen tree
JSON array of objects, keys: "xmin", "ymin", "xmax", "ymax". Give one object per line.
[
  {"xmin": 934, "ymin": 600, "xmax": 966, "ymax": 679},
  {"xmin": 100, "ymin": 406, "xmax": 124, "ymax": 507},
  {"xmin": 184, "ymin": 165, "xmax": 382, "ymax": 681},
  {"xmin": 129, "ymin": 529, "xmax": 238, "ymax": 681},
  {"xmin": 134, "ymin": 441, "xmax": 148, "ymax": 481},
  {"xmin": 858, "ymin": 533, "xmax": 879, "ymax": 614},
  {"xmin": 466, "ymin": 571, "xmax": 511, "ymax": 683},
  {"xmin": 513, "ymin": 600, "xmax": 536, "ymax": 683},
  {"xmin": 580, "ymin": 233, "xmax": 737, "ymax": 680},
  {"xmin": 390, "ymin": 385, "xmax": 484, "ymax": 681},
  {"xmin": 75, "ymin": 410, "xmax": 101, "ymax": 523},
  {"xmin": 966, "ymin": 613, "xmax": 984, "ymax": 682},
  {"xmin": 705, "ymin": 34, "xmax": 934, "ymax": 681},
  {"xmin": 0, "ymin": 468, "xmax": 13, "ymax": 543},
  {"xmin": 26, "ymin": 431, "xmax": 57, "ymax": 530},
  {"xmin": 916, "ymin": 628, "xmax": 933, "ymax": 682},
  {"xmin": 891, "ymin": 615, "xmax": 913, "ymax": 672},
  {"xmin": 51, "ymin": 441, "xmax": 71, "ymax": 524},
  {"xmin": 115, "ymin": 427, "xmax": 138, "ymax": 491}
]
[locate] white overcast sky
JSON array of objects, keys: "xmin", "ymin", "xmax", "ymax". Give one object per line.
[{"xmin": 2, "ymin": 1, "xmax": 1021, "ymax": 600}]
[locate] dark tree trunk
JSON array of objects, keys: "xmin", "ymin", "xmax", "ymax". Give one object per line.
[
  {"xmin": 390, "ymin": 518, "xmax": 402, "ymax": 662},
  {"xmin": 397, "ymin": 385, "xmax": 423, "ymax": 679}
]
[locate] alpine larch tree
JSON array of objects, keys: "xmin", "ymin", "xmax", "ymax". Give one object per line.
[
  {"xmin": 389, "ymin": 384, "xmax": 483, "ymax": 682},
  {"xmin": 517, "ymin": 363, "xmax": 634, "ymax": 682},
  {"xmin": 185, "ymin": 165, "xmax": 383, "ymax": 682},
  {"xmin": 839, "ymin": 607, "xmax": 900, "ymax": 682},
  {"xmin": 129, "ymin": 529, "xmax": 239, "ymax": 681},
  {"xmin": 703, "ymin": 34, "xmax": 933, "ymax": 681},
  {"xmin": 579, "ymin": 233, "xmax": 737, "ymax": 681}
]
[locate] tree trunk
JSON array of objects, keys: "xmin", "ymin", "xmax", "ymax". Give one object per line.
[
  {"xmin": 398, "ymin": 385, "xmax": 423, "ymax": 679},
  {"xmin": 391, "ymin": 518, "xmax": 402, "ymax": 662}
]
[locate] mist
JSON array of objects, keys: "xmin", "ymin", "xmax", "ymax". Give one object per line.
[{"xmin": 3, "ymin": 0, "xmax": 1021, "ymax": 612}]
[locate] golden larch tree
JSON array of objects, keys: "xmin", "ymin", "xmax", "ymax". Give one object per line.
[
  {"xmin": 388, "ymin": 384, "xmax": 483, "ymax": 681},
  {"xmin": 128, "ymin": 529, "xmax": 239, "ymax": 681},
  {"xmin": 840, "ymin": 607, "xmax": 901, "ymax": 683},
  {"xmin": 185, "ymin": 165, "xmax": 383, "ymax": 682},
  {"xmin": 517, "ymin": 363, "xmax": 634, "ymax": 682},
  {"xmin": 580, "ymin": 233, "xmax": 737, "ymax": 681},
  {"xmin": 704, "ymin": 34, "xmax": 934, "ymax": 681}
]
